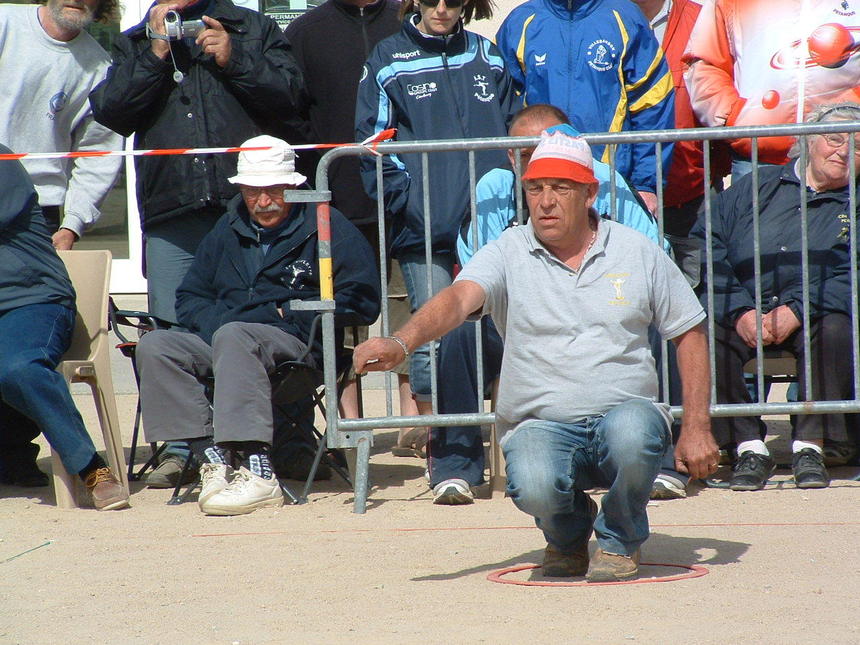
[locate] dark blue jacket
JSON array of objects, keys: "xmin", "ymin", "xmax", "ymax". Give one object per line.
[
  {"xmin": 0, "ymin": 146, "xmax": 75, "ymax": 316},
  {"xmin": 692, "ymin": 163, "xmax": 858, "ymax": 326},
  {"xmin": 175, "ymin": 194, "xmax": 380, "ymax": 364},
  {"xmin": 355, "ymin": 15, "xmax": 520, "ymax": 257}
]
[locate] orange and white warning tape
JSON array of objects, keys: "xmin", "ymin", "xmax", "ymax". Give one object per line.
[{"xmin": 0, "ymin": 129, "xmax": 397, "ymax": 161}]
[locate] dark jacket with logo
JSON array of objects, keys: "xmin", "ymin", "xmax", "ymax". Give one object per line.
[
  {"xmin": 89, "ymin": 0, "xmax": 305, "ymax": 230},
  {"xmin": 175, "ymin": 194, "xmax": 380, "ymax": 363},
  {"xmin": 355, "ymin": 16, "xmax": 520, "ymax": 257},
  {"xmin": 0, "ymin": 146, "xmax": 75, "ymax": 316},
  {"xmin": 285, "ymin": 0, "xmax": 401, "ymax": 226},
  {"xmin": 693, "ymin": 163, "xmax": 858, "ymax": 327}
]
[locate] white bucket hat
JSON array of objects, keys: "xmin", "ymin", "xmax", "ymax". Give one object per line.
[{"xmin": 228, "ymin": 135, "xmax": 307, "ymax": 187}]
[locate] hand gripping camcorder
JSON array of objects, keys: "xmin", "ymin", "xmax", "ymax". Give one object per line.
[{"xmin": 162, "ymin": 10, "xmax": 205, "ymax": 40}]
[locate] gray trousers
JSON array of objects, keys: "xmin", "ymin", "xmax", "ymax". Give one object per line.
[{"xmin": 137, "ymin": 322, "xmax": 311, "ymax": 445}]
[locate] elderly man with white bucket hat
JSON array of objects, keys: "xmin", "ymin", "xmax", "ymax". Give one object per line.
[
  {"xmin": 354, "ymin": 128, "xmax": 717, "ymax": 581},
  {"xmin": 136, "ymin": 135, "xmax": 380, "ymax": 516}
]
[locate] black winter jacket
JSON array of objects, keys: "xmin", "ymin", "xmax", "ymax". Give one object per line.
[
  {"xmin": 285, "ymin": 0, "xmax": 401, "ymax": 226},
  {"xmin": 175, "ymin": 195, "xmax": 380, "ymax": 364},
  {"xmin": 693, "ymin": 163, "xmax": 859, "ymax": 326},
  {"xmin": 355, "ymin": 16, "xmax": 521, "ymax": 257},
  {"xmin": 89, "ymin": 0, "xmax": 305, "ymax": 229}
]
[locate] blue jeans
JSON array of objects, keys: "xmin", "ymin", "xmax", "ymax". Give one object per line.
[
  {"xmin": 0, "ymin": 304, "xmax": 97, "ymax": 474},
  {"xmin": 398, "ymin": 251, "xmax": 455, "ymax": 401},
  {"xmin": 502, "ymin": 400, "xmax": 669, "ymax": 556},
  {"xmin": 429, "ymin": 317, "xmax": 504, "ymax": 487}
]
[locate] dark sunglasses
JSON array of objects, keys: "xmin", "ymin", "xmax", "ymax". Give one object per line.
[{"xmin": 418, "ymin": 0, "xmax": 464, "ymax": 8}]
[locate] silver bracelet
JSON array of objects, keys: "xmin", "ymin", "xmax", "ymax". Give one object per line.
[{"xmin": 386, "ymin": 335, "xmax": 409, "ymax": 358}]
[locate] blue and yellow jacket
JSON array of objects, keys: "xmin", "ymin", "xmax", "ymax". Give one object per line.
[
  {"xmin": 495, "ymin": 0, "xmax": 674, "ymax": 194},
  {"xmin": 355, "ymin": 16, "xmax": 520, "ymax": 257}
]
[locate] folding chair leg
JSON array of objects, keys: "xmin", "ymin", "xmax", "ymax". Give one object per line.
[
  {"xmin": 166, "ymin": 451, "xmax": 197, "ymax": 505},
  {"xmin": 298, "ymin": 431, "xmax": 329, "ymax": 504},
  {"xmin": 133, "ymin": 442, "xmax": 165, "ymax": 482},
  {"xmin": 126, "ymin": 399, "xmax": 145, "ymax": 481},
  {"xmin": 278, "ymin": 480, "xmax": 299, "ymax": 505}
]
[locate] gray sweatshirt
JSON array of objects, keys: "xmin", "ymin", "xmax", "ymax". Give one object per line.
[{"xmin": 0, "ymin": 4, "xmax": 123, "ymax": 237}]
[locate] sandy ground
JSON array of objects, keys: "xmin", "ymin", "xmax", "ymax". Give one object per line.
[{"xmin": 1, "ymin": 383, "xmax": 859, "ymax": 645}]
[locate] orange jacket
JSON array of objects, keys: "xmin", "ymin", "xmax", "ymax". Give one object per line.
[
  {"xmin": 663, "ymin": 0, "xmax": 729, "ymax": 207},
  {"xmin": 683, "ymin": 0, "xmax": 860, "ymax": 164}
]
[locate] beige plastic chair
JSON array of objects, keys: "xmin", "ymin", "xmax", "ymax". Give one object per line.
[
  {"xmin": 488, "ymin": 379, "xmax": 506, "ymax": 495},
  {"xmin": 52, "ymin": 250, "xmax": 129, "ymax": 508}
]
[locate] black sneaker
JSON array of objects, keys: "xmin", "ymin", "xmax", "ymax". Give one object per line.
[
  {"xmin": 730, "ymin": 451, "xmax": 775, "ymax": 491},
  {"xmin": 0, "ymin": 458, "xmax": 49, "ymax": 487},
  {"xmin": 792, "ymin": 448, "xmax": 829, "ymax": 489}
]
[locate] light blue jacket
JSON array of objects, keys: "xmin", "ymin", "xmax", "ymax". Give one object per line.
[{"xmin": 458, "ymin": 163, "xmax": 669, "ymax": 265}]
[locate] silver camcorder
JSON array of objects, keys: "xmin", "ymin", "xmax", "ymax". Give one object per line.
[{"xmin": 164, "ymin": 10, "xmax": 206, "ymax": 40}]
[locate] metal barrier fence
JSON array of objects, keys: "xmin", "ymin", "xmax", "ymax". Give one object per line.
[{"xmin": 300, "ymin": 120, "xmax": 860, "ymax": 513}]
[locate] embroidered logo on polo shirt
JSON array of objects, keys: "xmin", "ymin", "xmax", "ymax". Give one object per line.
[
  {"xmin": 607, "ymin": 273, "xmax": 629, "ymax": 305},
  {"xmin": 534, "ymin": 52, "xmax": 547, "ymax": 66},
  {"xmin": 587, "ymin": 39, "xmax": 617, "ymax": 72},
  {"xmin": 473, "ymin": 74, "xmax": 495, "ymax": 102}
]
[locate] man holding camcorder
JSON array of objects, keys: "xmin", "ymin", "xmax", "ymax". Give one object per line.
[
  {"xmin": 89, "ymin": 0, "xmax": 306, "ymax": 488},
  {"xmin": 90, "ymin": 0, "xmax": 306, "ymax": 326}
]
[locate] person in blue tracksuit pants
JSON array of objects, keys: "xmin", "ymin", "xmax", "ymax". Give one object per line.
[
  {"xmin": 429, "ymin": 108, "xmax": 677, "ymax": 504},
  {"xmin": 355, "ymin": 0, "xmax": 520, "ymax": 419}
]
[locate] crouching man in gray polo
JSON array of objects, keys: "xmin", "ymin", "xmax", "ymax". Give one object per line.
[
  {"xmin": 136, "ymin": 136, "xmax": 380, "ymax": 516},
  {"xmin": 354, "ymin": 129, "xmax": 718, "ymax": 581}
]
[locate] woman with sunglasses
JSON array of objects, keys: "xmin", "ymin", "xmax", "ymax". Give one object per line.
[{"xmin": 356, "ymin": 0, "xmax": 520, "ymax": 432}]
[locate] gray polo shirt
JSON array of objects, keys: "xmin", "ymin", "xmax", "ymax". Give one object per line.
[{"xmin": 456, "ymin": 216, "xmax": 705, "ymax": 439}]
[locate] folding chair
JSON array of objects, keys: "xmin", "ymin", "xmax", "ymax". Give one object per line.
[
  {"xmin": 164, "ymin": 314, "xmax": 355, "ymax": 506},
  {"xmin": 108, "ymin": 299, "xmax": 173, "ymax": 482},
  {"xmin": 53, "ymin": 250, "xmax": 129, "ymax": 508}
]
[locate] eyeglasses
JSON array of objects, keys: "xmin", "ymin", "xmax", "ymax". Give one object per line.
[
  {"xmin": 418, "ymin": 0, "xmax": 464, "ymax": 8},
  {"xmin": 524, "ymin": 181, "xmax": 575, "ymax": 197},
  {"xmin": 242, "ymin": 185, "xmax": 287, "ymax": 199},
  {"xmin": 819, "ymin": 133, "xmax": 860, "ymax": 151}
]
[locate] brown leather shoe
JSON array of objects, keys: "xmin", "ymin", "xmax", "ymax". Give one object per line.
[
  {"xmin": 542, "ymin": 543, "xmax": 590, "ymax": 577},
  {"xmin": 586, "ymin": 548, "xmax": 640, "ymax": 582},
  {"xmin": 541, "ymin": 494, "xmax": 598, "ymax": 577},
  {"xmin": 84, "ymin": 467, "xmax": 130, "ymax": 511}
]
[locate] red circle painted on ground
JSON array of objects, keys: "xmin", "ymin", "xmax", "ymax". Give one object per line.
[{"xmin": 487, "ymin": 562, "xmax": 709, "ymax": 587}]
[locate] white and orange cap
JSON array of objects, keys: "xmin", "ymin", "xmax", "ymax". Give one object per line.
[{"xmin": 522, "ymin": 128, "xmax": 598, "ymax": 185}]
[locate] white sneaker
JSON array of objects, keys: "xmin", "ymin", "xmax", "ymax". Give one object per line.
[
  {"xmin": 198, "ymin": 463, "xmax": 232, "ymax": 507},
  {"xmin": 650, "ymin": 473, "xmax": 687, "ymax": 500},
  {"xmin": 432, "ymin": 478, "xmax": 474, "ymax": 505},
  {"xmin": 200, "ymin": 466, "xmax": 284, "ymax": 516}
]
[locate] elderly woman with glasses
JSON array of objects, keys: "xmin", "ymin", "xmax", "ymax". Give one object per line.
[
  {"xmin": 692, "ymin": 102, "xmax": 860, "ymax": 493},
  {"xmin": 355, "ymin": 0, "xmax": 520, "ymax": 425}
]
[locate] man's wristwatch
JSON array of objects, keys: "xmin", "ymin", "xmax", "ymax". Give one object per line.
[{"xmin": 386, "ymin": 335, "xmax": 409, "ymax": 358}]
